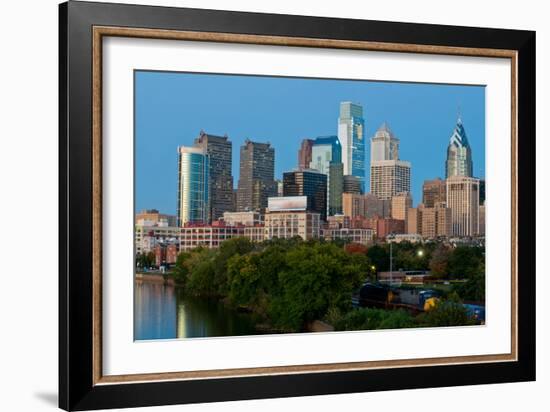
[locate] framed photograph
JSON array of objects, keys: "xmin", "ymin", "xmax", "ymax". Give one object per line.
[{"xmin": 59, "ymin": 1, "xmax": 535, "ymax": 410}]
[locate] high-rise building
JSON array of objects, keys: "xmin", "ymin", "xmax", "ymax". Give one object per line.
[
  {"xmin": 445, "ymin": 116, "xmax": 473, "ymax": 178},
  {"xmin": 446, "ymin": 176, "xmax": 480, "ymax": 236},
  {"xmin": 391, "ymin": 192, "xmax": 413, "ymax": 221},
  {"xmin": 406, "ymin": 207, "xmax": 422, "ymax": 235},
  {"xmin": 194, "ymin": 131, "xmax": 233, "ymax": 222},
  {"xmin": 420, "ymin": 202, "xmax": 451, "ymax": 238},
  {"xmin": 370, "ymin": 123, "xmax": 411, "ymax": 200},
  {"xmin": 343, "ymin": 175, "xmax": 362, "ymax": 194},
  {"xmin": 479, "ymin": 179, "xmax": 486, "ymax": 205},
  {"xmin": 342, "ymin": 193, "xmax": 390, "ymax": 219},
  {"xmin": 298, "ymin": 138, "xmax": 314, "ymax": 170},
  {"xmin": 236, "ymin": 139, "xmax": 276, "ymax": 212},
  {"xmin": 328, "ymin": 162, "xmax": 344, "ymax": 216},
  {"xmin": 371, "ymin": 122, "xmax": 399, "ymax": 162},
  {"xmin": 283, "ymin": 169, "xmax": 328, "ymax": 221},
  {"xmin": 479, "ymin": 204, "xmax": 486, "ymax": 235},
  {"xmin": 310, "ymin": 135, "xmax": 343, "ymax": 216},
  {"xmin": 177, "ymin": 146, "xmax": 209, "ymax": 226},
  {"xmin": 422, "ymin": 178, "xmax": 447, "ymax": 208},
  {"xmin": 338, "ymin": 102, "xmax": 366, "ymax": 192},
  {"xmin": 370, "ymin": 160, "xmax": 411, "ymax": 200}
]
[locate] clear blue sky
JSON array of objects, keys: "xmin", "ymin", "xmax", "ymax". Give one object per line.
[{"xmin": 135, "ymin": 70, "xmax": 485, "ymax": 215}]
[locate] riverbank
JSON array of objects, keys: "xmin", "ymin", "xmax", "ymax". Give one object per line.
[{"xmin": 135, "ymin": 272, "xmax": 176, "ymax": 286}]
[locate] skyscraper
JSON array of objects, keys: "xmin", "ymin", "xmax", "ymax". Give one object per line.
[
  {"xmin": 177, "ymin": 146, "xmax": 209, "ymax": 226},
  {"xmin": 310, "ymin": 135, "xmax": 343, "ymax": 216},
  {"xmin": 343, "ymin": 175, "xmax": 361, "ymax": 194},
  {"xmin": 446, "ymin": 176, "xmax": 480, "ymax": 236},
  {"xmin": 422, "ymin": 178, "xmax": 447, "ymax": 208},
  {"xmin": 391, "ymin": 192, "xmax": 413, "ymax": 221},
  {"xmin": 370, "ymin": 122, "xmax": 399, "ymax": 162},
  {"xmin": 283, "ymin": 169, "xmax": 328, "ymax": 221},
  {"xmin": 445, "ymin": 116, "xmax": 473, "ymax": 178},
  {"xmin": 298, "ymin": 138, "xmax": 314, "ymax": 170},
  {"xmin": 236, "ymin": 139, "xmax": 276, "ymax": 212},
  {"xmin": 338, "ymin": 102, "xmax": 366, "ymax": 192},
  {"xmin": 194, "ymin": 131, "xmax": 233, "ymax": 222},
  {"xmin": 370, "ymin": 123, "xmax": 411, "ymax": 200}
]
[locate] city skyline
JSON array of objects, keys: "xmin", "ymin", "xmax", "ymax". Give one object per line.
[{"xmin": 136, "ymin": 71, "xmax": 485, "ymax": 215}]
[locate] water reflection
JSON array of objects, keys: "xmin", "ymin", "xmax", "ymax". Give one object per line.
[{"xmin": 135, "ymin": 281, "xmax": 260, "ymax": 340}]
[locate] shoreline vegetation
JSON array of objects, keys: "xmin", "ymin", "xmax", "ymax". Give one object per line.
[{"xmin": 136, "ymin": 237, "xmax": 485, "ymax": 334}]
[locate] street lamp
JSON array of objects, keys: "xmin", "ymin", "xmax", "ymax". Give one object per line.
[{"xmin": 417, "ymin": 249, "xmax": 424, "ymax": 257}]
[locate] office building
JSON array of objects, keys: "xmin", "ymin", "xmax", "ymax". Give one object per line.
[
  {"xmin": 421, "ymin": 202, "xmax": 452, "ymax": 238},
  {"xmin": 338, "ymin": 102, "xmax": 366, "ymax": 192},
  {"xmin": 310, "ymin": 135, "xmax": 343, "ymax": 216},
  {"xmin": 194, "ymin": 131, "xmax": 234, "ymax": 221},
  {"xmin": 135, "ymin": 209, "xmax": 177, "ymax": 227},
  {"xmin": 391, "ymin": 192, "xmax": 413, "ymax": 221},
  {"xmin": 179, "ymin": 223, "xmax": 245, "ymax": 251},
  {"xmin": 135, "ymin": 223, "xmax": 181, "ymax": 255},
  {"xmin": 445, "ymin": 116, "xmax": 473, "ymax": 178},
  {"xmin": 370, "ymin": 123, "xmax": 411, "ymax": 200},
  {"xmin": 479, "ymin": 204, "xmax": 486, "ymax": 235},
  {"xmin": 323, "ymin": 228, "xmax": 376, "ymax": 245},
  {"xmin": 283, "ymin": 169, "xmax": 328, "ymax": 221},
  {"xmin": 370, "ymin": 122, "xmax": 399, "ymax": 162},
  {"xmin": 343, "ymin": 175, "xmax": 361, "ymax": 194},
  {"xmin": 446, "ymin": 176, "xmax": 480, "ymax": 236},
  {"xmin": 342, "ymin": 192, "xmax": 390, "ymax": 219},
  {"xmin": 177, "ymin": 146, "xmax": 209, "ymax": 226},
  {"xmin": 236, "ymin": 139, "xmax": 276, "ymax": 212},
  {"xmin": 407, "ymin": 207, "xmax": 422, "ymax": 235},
  {"xmin": 370, "ymin": 160, "xmax": 411, "ymax": 200},
  {"xmin": 422, "ymin": 178, "xmax": 447, "ymax": 208},
  {"xmin": 298, "ymin": 138, "xmax": 314, "ymax": 170},
  {"xmin": 222, "ymin": 211, "xmax": 264, "ymax": 227},
  {"xmin": 265, "ymin": 196, "xmax": 320, "ymax": 240}
]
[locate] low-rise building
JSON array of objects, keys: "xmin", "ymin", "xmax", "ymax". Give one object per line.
[
  {"xmin": 135, "ymin": 223, "xmax": 181, "ymax": 254},
  {"xmin": 387, "ymin": 233, "xmax": 423, "ymax": 244},
  {"xmin": 375, "ymin": 218, "xmax": 405, "ymax": 238},
  {"xmin": 264, "ymin": 196, "xmax": 320, "ymax": 240},
  {"xmin": 223, "ymin": 211, "xmax": 264, "ymax": 226},
  {"xmin": 323, "ymin": 228, "xmax": 376, "ymax": 245},
  {"xmin": 244, "ymin": 225, "xmax": 266, "ymax": 242},
  {"xmin": 179, "ymin": 224, "xmax": 245, "ymax": 251}
]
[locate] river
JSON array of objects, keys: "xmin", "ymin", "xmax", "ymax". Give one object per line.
[{"xmin": 134, "ymin": 281, "xmax": 261, "ymax": 340}]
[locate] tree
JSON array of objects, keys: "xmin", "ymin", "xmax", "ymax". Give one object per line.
[
  {"xmin": 447, "ymin": 246, "xmax": 483, "ymax": 279},
  {"xmin": 333, "ymin": 308, "xmax": 415, "ymax": 331},
  {"xmin": 344, "ymin": 243, "xmax": 368, "ymax": 255},
  {"xmin": 366, "ymin": 244, "xmax": 389, "ymax": 272},
  {"xmin": 172, "ymin": 251, "xmax": 191, "ymax": 283},
  {"xmin": 452, "ymin": 261, "xmax": 485, "ymax": 302},
  {"xmin": 429, "ymin": 244, "xmax": 451, "ymax": 277}
]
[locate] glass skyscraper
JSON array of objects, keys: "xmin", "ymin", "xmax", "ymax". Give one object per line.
[
  {"xmin": 337, "ymin": 102, "xmax": 365, "ymax": 193},
  {"xmin": 445, "ymin": 116, "xmax": 473, "ymax": 178},
  {"xmin": 309, "ymin": 135, "xmax": 343, "ymax": 216},
  {"xmin": 177, "ymin": 146, "xmax": 209, "ymax": 226},
  {"xmin": 283, "ymin": 170, "xmax": 328, "ymax": 222}
]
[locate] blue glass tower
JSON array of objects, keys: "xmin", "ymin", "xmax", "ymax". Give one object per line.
[
  {"xmin": 310, "ymin": 135, "xmax": 343, "ymax": 216},
  {"xmin": 177, "ymin": 146, "xmax": 209, "ymax": 226},
  {"xmin": 337, "ymin": 102, "xmax": 365, "ymax": 193}
]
